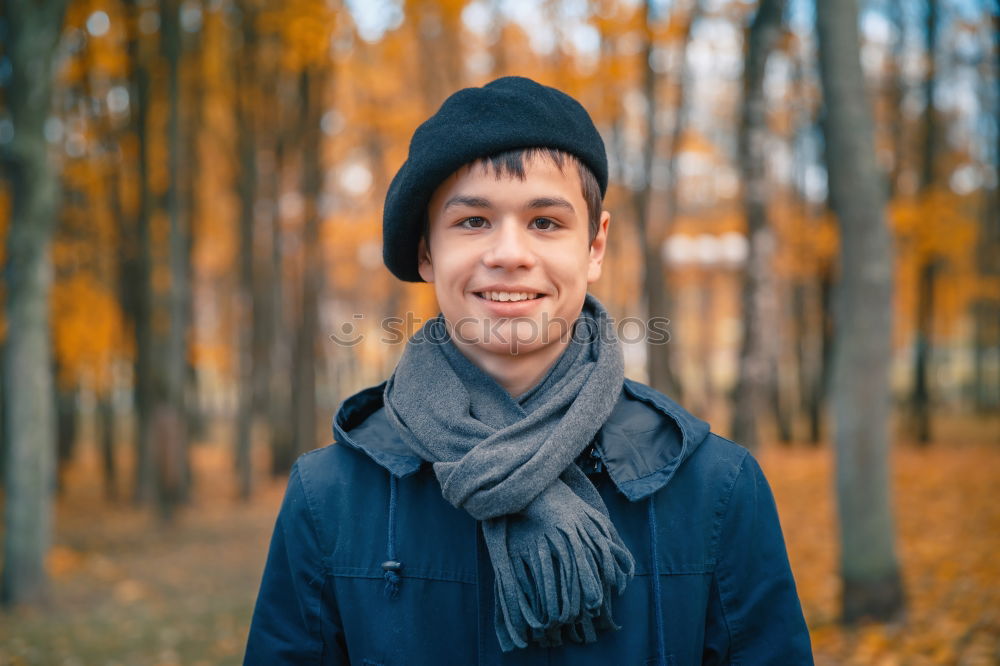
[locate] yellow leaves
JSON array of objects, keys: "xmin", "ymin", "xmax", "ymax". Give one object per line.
[
  {"xmin": 89, "ymin": 35, "xmax": 130, "ymax": 81},
  {"xmin": 889, "ymin": 188, "xmax": 978, "ymax": 262},
  {"xmin": 202, "ymin": 7, "xmax": 233, "ymax": 93},
  {"xmin": 147, "ymin": 94, "xmax": 170, "ymax": 198},
  {"xmin": 336, "ymin": 35, "xmax": 424, "ymax": 141},
  {"xmin": 770, "ymin": 200, "xmax": 839, "ymax": 279},
  {"xmin": 854, "ymin": 625, "xmax": 894, "ymax": 662},
  {"xmin": 61, "ymin": 0, "xmax": 130, "ymax": 84},
  {"xmin": 675, "ymin": 128, "xmax": 718, "ymax": 157},
  {"xmin": 890, "ymin": 187, "xmax": 982, "ymax": 340},
  {"xmin": 326, "ymin": 211, "xmax": 379, "ymax": 291},
  {"xmin": 287, "ymin": 14, "xmax": 333, "ymax": 66},
  {"xmin": 60, "ymin": 50, "xmax": 89, "ymax": 86},
  {"xmin": 260, "ymin": 0, "xmax": 341, "ymax": 72},
  {"xmin": 432, "ymin": 0, "xmax": 468, "ymax": 22},
  {"xmin": 191, "ymin": 339, "xmax": 232, "ymax": 377},
  {"xmin": 51, "ymin": 272, "xmax": 128, "ymax": 393}
]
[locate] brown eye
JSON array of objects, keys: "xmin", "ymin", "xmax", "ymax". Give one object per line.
[
  {"xmin": 460, "ymin": 216, "xmax": 488, "ymax": 229},
  {"xmin": 531, "ymin": 217, "xmax": 557, "ymax": 230}
]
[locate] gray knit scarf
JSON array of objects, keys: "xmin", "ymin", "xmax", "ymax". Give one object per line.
[{"xmin": 383, "ymin": 294, "xmax": 635, "ymax": 651}]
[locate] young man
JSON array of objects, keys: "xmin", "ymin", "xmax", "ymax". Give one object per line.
[{"xmin": 244, "ymin": 76, "xmax": 813, "ymax": 665}]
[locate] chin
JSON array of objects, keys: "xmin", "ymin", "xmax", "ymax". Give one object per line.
[
  {"xmin": 501, "ymin": 318, "xmax": 567, "ymax": 356},
  {"xmin": 491, "ymin": 339, "xmax": 547, "ymax": 358},
  {"xmin": 444, "ymin": 316, "xmax": 536, "ymax": 356}
]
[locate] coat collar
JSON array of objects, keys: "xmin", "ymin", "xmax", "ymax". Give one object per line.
[{"xmin": 331, "ymin": 378, "xmax": 711, "ymax": 502}]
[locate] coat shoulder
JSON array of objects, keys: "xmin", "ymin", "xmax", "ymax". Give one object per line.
[
  {"xmin": 291, "ymin": 440, "xmax": 387, "ymax": 520},
  {"xmin": 295, "ymin": 438, "xmax": 382, "ymax": 489},
  {"xmin": 691, "ymin": 432, "xmax": 752, "ymax": 473},
  {"xmin": 674, "ymin": 430, "xmax": 753, "ymax": 503}
]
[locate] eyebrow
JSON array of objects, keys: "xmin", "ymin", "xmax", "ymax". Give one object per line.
[
  {"xmin": 443, "ymin": 195, "xmax": 492, "ymax": 211},
  {"xmin": 526, "ymin": 196, "xmax": 575, "ymax": 213},
  {"xmin": 442, "ymin": 195, "xmax": 575, "ymax": 213}
]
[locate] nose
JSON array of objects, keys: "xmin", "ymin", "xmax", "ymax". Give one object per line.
[{"xmin": 482, "ymin": 218, "xmax": 536, "ymax": 271}]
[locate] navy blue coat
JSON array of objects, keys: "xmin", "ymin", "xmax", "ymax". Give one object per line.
[{"xmin": 244, "ymin": 379, "xmax": 813, "ymax": 665}]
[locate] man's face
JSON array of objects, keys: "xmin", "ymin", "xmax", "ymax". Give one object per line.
[{"xmin": 418, "ymin": 154, "xmax": 609, "ymax": 360}]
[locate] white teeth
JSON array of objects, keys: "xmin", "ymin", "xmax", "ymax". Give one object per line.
[{"xmin": 481, "ymin": 291, "xmax": 538, "ymax": 302}]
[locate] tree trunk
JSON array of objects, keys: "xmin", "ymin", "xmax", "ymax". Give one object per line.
[
  {"xmin": 920, "ymin": 0, "xmax": 938, "ymax": 190},
  {"xmin": 489, "ymin": 0, "xmax": 507, "ymax": 75},
  {"xmin": 792, "ymin": 281, "xmax": 811, "ymax": 437},
  {"xmin": 971, "ymin": 6, "xmax": 1000, "ymax": 412},
  {"xmin": 414, "ymin": 1, "xmax": 462, "ymax": 112},
  {"xmin": 886, "ymin": 0, "xmax": 907, "ymax": 198},
  {"xmin": 98, "ymin": 396, "xmax": 118, "ymax": 501},
  {"xmin": 153, "ymin": 0, "xmax": 190, "ymax": 521},
  {"xmin": 658, "ymin": 1, "xmax": 702, "ymax": 403},
  {"xmin": 268, "ymin": 76, "xmax": 296, "ymax": 477},
  {"xmin": 124, "ymin": 0, "xmax": 156, "ymax": 506},
  {"xmin": 234, "ymin": 2, "xmax": 259, "ymax": 500},
  {"xmin": 0, "ymin": 0, "xmax": 69, "ymax": 607},
  {"xmin": 76, "ymin": 0, "xmax": 128, "ymax": 503},
  {"xmin": 995, "ymin": 5, "xmax": 999, "ymax": 240},
  {"xmin": 0, "ymin": 360, "xmax": 5, "ymax": 492},
  {"xmin": 816, "ymin": 0, "xmax": 905, "ymax": 623},
  {"xmin": 634, "ymin": 0, "xmax": 684, "ymax": 400},
  {"xmin": 911, "ymin": 0, "xmax": 939, "ymax": 444},
  {"xmin": 100, "ymin": 96, "xmax": 128, "ymax": 494},
  {"xmin": 771, "ymin": 352, "xmax": 793, "ymax": 444},
  {"xmin": 694, "ymin": 271, "xmax": 715, "ymax": 413},
  {"xmin": 181, "ymin": 0, "xmax": 204, "ymax": 458},
  {"xmin": 791, "ymin": 33, "xmax": 830, "ymax": 446},
  {"xmin": 912, "ymin": 259, "xmax": 940, "ymax": 444},
  {"xmin": 730, "ymin": 0, "xmax": 785, "ymax": 450},
  {"xmin": 290, "ymin": 66, "xmax": 326, "ymax": 460},
  {"xmin": 55, "ymin": 380, "xmax": 78, "ymax": 494},
  {"xmin": 971, "ymin": 301, "xmax": 1000, "ymax": 412},
  {"xmin": 809, "ymin": 267, "xmax": 835, "ymax": 445}
]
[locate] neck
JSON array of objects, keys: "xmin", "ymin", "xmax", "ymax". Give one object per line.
[{"xmin": 453, "ymin": 338, "xmax": 570, "ymax": 398}]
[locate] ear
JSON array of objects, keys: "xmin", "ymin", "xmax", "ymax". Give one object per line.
[
  {"xmin": 587, "ymin": 211, "xmax": 610, "ymax": 284},
  {"xmin": 417, "ymin": 235, "xmax": 435, "ymax": 283}
]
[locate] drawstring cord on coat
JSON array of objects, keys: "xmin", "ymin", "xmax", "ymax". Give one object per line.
[
  {"xmin": 382, "ymin": 473, "xmax": 402, "ymax": 599},
  {"xmin": 648, "ymin": 496, "xmax": 667, "ymax": 666}
]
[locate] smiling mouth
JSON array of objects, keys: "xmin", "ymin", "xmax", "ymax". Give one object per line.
[{"xmin": 473, "ymin": 291, "xmax": 542, "ymax": 303}]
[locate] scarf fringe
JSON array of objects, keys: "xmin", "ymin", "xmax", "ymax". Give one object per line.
[{"xmin": 491, "ymin": 507, "xmax": 634, "ymax": 651}]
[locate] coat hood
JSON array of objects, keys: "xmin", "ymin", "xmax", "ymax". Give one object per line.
[{"xmin": 332, "ymin": 378, "xmax": 711, "ymax": 502}]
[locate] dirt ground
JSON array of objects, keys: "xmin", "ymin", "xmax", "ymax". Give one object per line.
[{"xmin": 1, "ymin": 414, "xmax": 998, "ymax": 665}]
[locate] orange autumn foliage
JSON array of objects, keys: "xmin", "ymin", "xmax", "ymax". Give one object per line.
[{"xmin": 51, "ymin": 272, "xmax": 128, "ymax": 393}]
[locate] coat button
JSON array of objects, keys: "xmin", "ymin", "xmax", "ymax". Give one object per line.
[{"xmin": 381, "ymin": 560, "xmax": 403, "ymax": 572}]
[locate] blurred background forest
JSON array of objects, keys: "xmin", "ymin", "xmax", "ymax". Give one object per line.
[{"xmin": 1, "ymin": 0, "xmax": 998, "ymax": 663}]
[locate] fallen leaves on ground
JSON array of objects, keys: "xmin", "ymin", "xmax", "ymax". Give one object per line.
[{"xmin": 760, "ymin": 414, "xmax": 1000, "ymax": 666}]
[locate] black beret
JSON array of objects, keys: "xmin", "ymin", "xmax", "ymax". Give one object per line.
[{"xmin": 382, "ymin": 76, "xmax": 608, "ymax": 282}]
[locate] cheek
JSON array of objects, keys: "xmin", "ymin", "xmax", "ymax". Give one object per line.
[
  {"xmin": 554, "ymin": 243, "xmax": 593, "ymax": 284},
  {"xmin": 436, "ymin": 252, "xmax": 468, "ymax": 280},
  {"xmin": 428, "ymin": 250, "xmax": 475, "ymax": 299}
]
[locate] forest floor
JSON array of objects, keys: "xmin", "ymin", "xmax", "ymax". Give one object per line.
[{"xmin": 0, "ymin": 413, "xmax": 998, "ymax": 665}]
